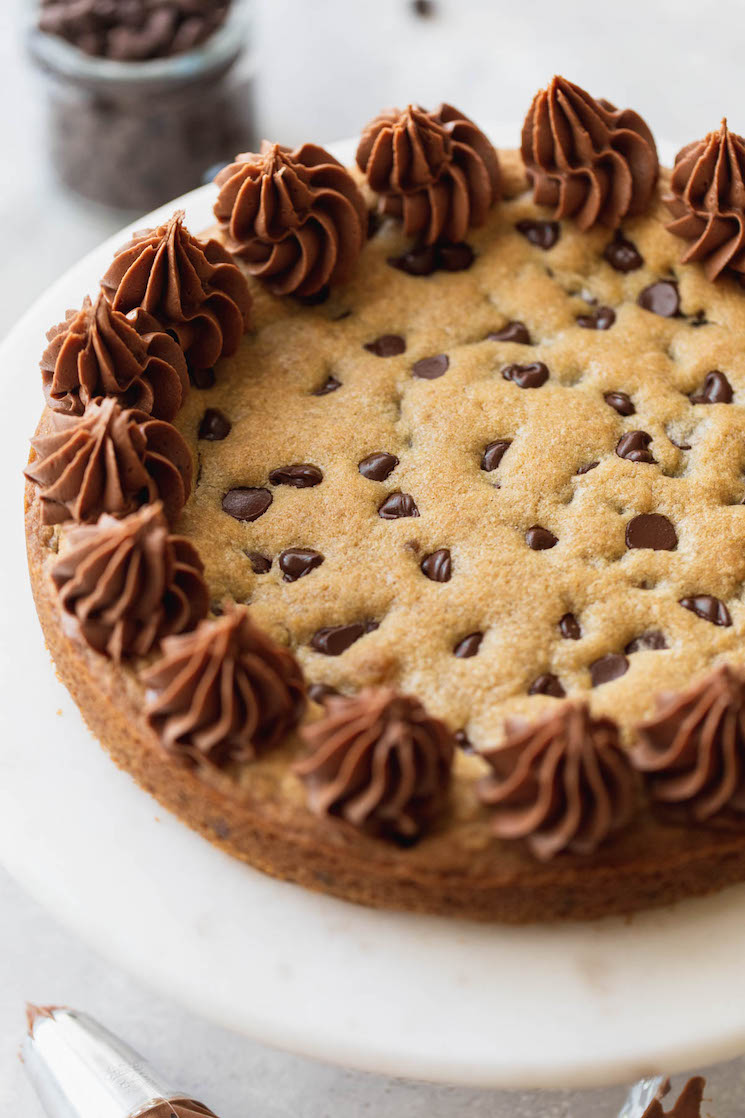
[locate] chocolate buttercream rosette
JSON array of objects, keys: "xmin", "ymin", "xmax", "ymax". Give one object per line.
[
  {"xmin": 41, "ymin": 292, "xmax": 188, "ymax": 420},
  {"xmin": 520, "ymin": 75, "xmax": 658, "ymax": 230},
  {"xmin": 214, "ymin": 141, "xmax": 368, "ymax": 297},
  {"xmin": 100, "ymin": 211, "xmax": 251, "ymax": 373},
  {"xmin": 356, "ymin": 103, "xmax": 501, "ymax": 245},
  {"xmin": 25, "ymin": 396, "xmax": 193, "ymax": 525}
]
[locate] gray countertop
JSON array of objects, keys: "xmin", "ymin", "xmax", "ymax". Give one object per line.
[{"xmin": 4, "ymin": 0, "xmax": 745, "ymax": 1112}]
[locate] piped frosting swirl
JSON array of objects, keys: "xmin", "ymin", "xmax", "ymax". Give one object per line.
[
  {"xmin": 665, "ymin": 120, "xmax": 745, "ymax": 280},
  {"xmin": 142, "ymin": 603, "xmax": 306, "ymax": 766},
  {"xmin": 25, "ymin": 396, "xmax": 192, "ymax": 525},
  {"xmin": 214, "ymin": 142, "xmax": 367, "ymax": 296},
  {"xmin": 100, "ymin": 212, "xmax": 251, "ymax": 371},
  {"xmin": 295, "ymin": 687, "xmax": 455, "ymax": 840},
  {"xmin": 52, "ymin": 502, "xmax": 208, "ymax": 660},
  {"xmin": 41, "ymin": 293, "xmax": 188, "ymax": 419},
  {"xmin": 478, "ymin": 703, "xmax": 636, "ymax": 859},
  {"xmin": 521, "ymin": 76, "xmax": 658, "ymax": 230},
  {"xmin": 356, "ymin": 103, "xmax": 501, "ymax": 245},
  {"xmin": 633, "ymin": 664, "xmax": 745, "ymax": 819}
]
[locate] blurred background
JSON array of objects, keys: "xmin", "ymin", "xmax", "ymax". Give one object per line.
[{"xmin": 5, "ymin": 1, "xmax": 745, "ymax": 1113}]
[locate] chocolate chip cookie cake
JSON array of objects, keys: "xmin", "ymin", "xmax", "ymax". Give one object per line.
[{"xmin": 24, "ymin": 79, "xmax": 745, "ymax": 921}]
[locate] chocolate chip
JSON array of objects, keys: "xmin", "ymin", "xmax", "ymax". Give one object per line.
[
  {"xmin": 421, "ymin": 548, "xmax": 451, "ymax": 582},
  {"xmin": 378, "ymin": 491, "xmax": 419, "ymax": 519},
  {"xmin": 529, "ymin": 673, "xmax": 565, "ymax": 697},
  {"xmin": 625, "ymin": 630, "xmax": 667, "ymax": 654},
  {"xmin": 246, "ymin": 551, "xmax": 271, "ymax": 574},
  {"xmin": 367, "ymin": 210, "xmax": 381, "ymax": 238},
  {"xmin": 668, "ymin": 434, "xmax": 692, "ymax": 450},
  {"xmin": 269, "ymin": 464, "xmax": 323, "ymax": 488},
  {"xmin": 455, "ymin": 730, "xmax": 474, "ymax": 754},
  {"xmin": 311, "ymin": 623, "xmax": 367, "ymax": 655},
  {"xmin": 411, "ymin": 0, "xmax": 436, "ymax": 16},
  {"xmin": 559, "ymin": 612, "xmax": 581, "ymax": 640},
  {"xmin": 412, "ymin": 353, "xmax": 449, "ymax": 379},
  {"xmin": 625, "ymin": 513, "xmax": 677, "ymax": 550},
  {"xmin": 313, "ymin": 374, "xmax": 341, "ymax": 396},
  {"xmin": 359, "ymin": 452, "xmax": 399, "ymax": 481},
  {"xmin": 590, "ymin": 653, "xmax": 629, "ymax": 687},
  {"xmin": 222, "ymin": 487, "xmax": 272, "ymax": 521},
  {"xmin": 616, "ymin": 431, "xmax": 655, "ymax": 464},
  {"xmin": 365, "ymin": 620, "xmax": 380, "ymax": 633},
  {"xmin": 603, "ymin": 235, "xmax": 643, "ymax": 273},
  {"xmin": 308, "ymin": 683, "xmax": 339, "ymax": 704},
  {"xmin": 516, "ymin": 219, "xmax": 560, "ymax": 249},
  {"xmin": 279, "ymin": 548, "xmax": 324, "ymax": 582},
  {"xmin": 488, "ymin": 321, "xmax": 532, "ymax": 345},
  {"xmin": 637, "ymin": 280, "xmax": 680, "ymax": 317},
  {"xmin": 577, "ymin": 305, "xmax": 616, "ymax": 330},
  {"xmin": 604, "ymin": 390, "xmax": 635, "ymax": 416},
  {"xmin": 454, "ymin": 631, "xmax": 482, "ymax": 657},
  {"xmin": 576, "ymin": 461, "xmax": 599, "ymax": 474},
  {"xmin": 481, "ymin": 439, "xmax": 511, "ymax": 472},
  {"xmin": 190, "ymin": 365, "xmax": 216, "ymax": 389},
  {"xmin": 690, "ymin": 370, "xmax": 733, "ymax": 405},
  {"xmin": 388, "ymin": 245, "xmax": 437, "ymax": 276},
  {"xmin": 526, "ymin": 526, "xmax": 558, "ymax": 550},
  {"xmin": 437, "ymin": 242, "xmax": 474, "ymax": 271},
  {"xmin": 680, "ymin": 595, "xmax": 732, "ymax": 626},
  {"xmin": 198, "ymin": 408, "xmax": 231, "ymax": 440},
  {"xmin": 502, "ymin": 362, "xmax": 549, "ymax": 389},
  {"xmin": 296, "ymin": 285, "xmax": 330, "ymax": 306},
  {"xmin": 364, "ymin": 334, "xmax": 406, "ymax": 357}
]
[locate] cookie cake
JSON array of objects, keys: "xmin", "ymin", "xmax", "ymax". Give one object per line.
[{"xmin": 23, "ymin": 78, "xmax": 745, "ymax": 921}]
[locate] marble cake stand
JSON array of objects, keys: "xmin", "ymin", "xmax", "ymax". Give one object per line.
[{"xmin": 3, "ymin": 135, "xmax": 743, "ymax": 1091}]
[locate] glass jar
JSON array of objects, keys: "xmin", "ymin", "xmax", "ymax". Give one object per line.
[{"xmin": 27, "ymin": 4, "xmax": 255, "ymax": 212}]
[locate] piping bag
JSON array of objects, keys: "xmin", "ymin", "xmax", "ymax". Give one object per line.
[{"xmin": 22, "ymin": 1005, "xmax": 219, "ymax": 1118}]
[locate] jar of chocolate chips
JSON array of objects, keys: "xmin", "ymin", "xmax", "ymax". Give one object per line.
[{"xmin": 29, "ymin": 0, "xmax": 255, "ymax": 211}]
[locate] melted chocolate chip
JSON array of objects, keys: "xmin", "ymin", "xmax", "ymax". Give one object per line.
[
  {"xmin": 311, "ymin": 623, "xmax": 367, "ymax": 655},
  {"xmin": 690, "ymin": 370, "xmax": 733, "ymax": 405},
  {"xmin": 198, "ymin": 407, "xmax": 231, "ymax": 440},
  {"xmin": 364, "ymin": 334, "xmax": 406, "ymax": 357},
  {"xmin": 529, "ymin": 673, "xmax": 566, "ymax": 698},
  {"xmin": 412, "ymin": 353, "xmax": 449, "ymax": 379},
  {"xmin": 222, "ymin": 487, "xmax": 272, "ymax": 521},
  {"xmin": 625, "ymin": 630, "xmax": 667, "ymax": 654},
  {"xmin": 359, "ymin": 452, "xmax": 399, "ymax": 481},
  {"xmin": 388, "ymin": 245, "xmax": 437, "ymax": 276},
  {"xmin": 576, "ymin": 461, "xmax": 599, "ymax": 475},
  {"xmin": 308, "ymin": 683, "xmax": 339, "ymax": 704},
  {"xmin": 616, "ymin": 430, "xmax": 655, "ymax": 463},
  {"xmin": 269, "ymin": 464, "xmax": 323, "ymax": 488},
  {"xmin": 680, "ymin": 595, "xmax": 732, "ymax": 626},
  {"xmin": 488, "ymin": 321, "xmax": 532, "ymax": 345},
  {"xmin": 669, "ymin": 433, "xmax": 692, "ymax": 450},
  {"xmin": 279, "ymin": 548, "xmax": 324, "ymax": 582},
  {"xmin": 502, "ymin": 362, "xmax": 549, "ymax": 389},
  {"xmin": 314, "ymin": 374, "xmax": 341, "ymax": 396},
  {"xmin": 378, "ymin": 491, "xmax": 419, "ymax": 518},
  {"xmin": 526, "ymin": 526, "xmax": 558, "ymax": 550},
  {"xmin": 454, "ymin": 632, "xmax": 483, "ymax": 658},
  {"xmin": 559, "ymin": 612, "xmax": 581, "ymax": 640},
  {"xmin": 190, "ymin": 365, "xmax": 216, "ymax": 389},
  {"xmin": 603, "ymin": 235, "xmax": 643, "ymax": 272},
  {"xmin": 455, "ymin": 730, "xmax": 474, "ymax": 754},
  {"xmin": 516, "ymin": 219, "xmax": 560, "ymax": 249},
  {"xmin": 437, "ymin": 242, "xmax": 474, "ymax": 271},
  {"xmin": 577, "ymin": 305, "xmax": 616, "ymax": 330},
  {"xmin": 245, "ymin": 551, "xmax": 271, "ymax": 574},
  {"xmin": 481, "ymin": 439, "xmax": 511, "ymax": 471},
  {"xmin": 590, "ymin": 653, "xmax": 629, "ymax": 687},
  {"xmin": 638, "ymin": 280, "xmax": 680, "ymax": 317},
  {"xmin": 604, "ymin": 390, "xmax": 635, "ymax": 416},
  {"xmin": 421, "ymin": 548, "xmax": 451, "ymax": 582},
  {"xmin": 625, "ymin": 513, "xmax": 678, "ymax": 551}
]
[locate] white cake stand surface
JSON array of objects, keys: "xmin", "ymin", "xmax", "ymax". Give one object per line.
[{"xmin": 4, "ymin": 137, "xmax": 740, "ymax": 1092}]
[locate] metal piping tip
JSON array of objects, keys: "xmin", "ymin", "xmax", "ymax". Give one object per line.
[{"xmin": 22, "ymin": 1005, "xmax": 218, "ymax": 1118}]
